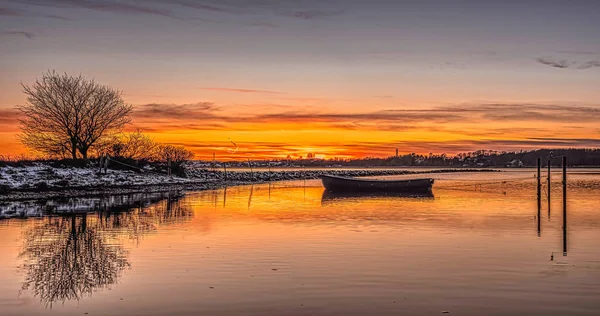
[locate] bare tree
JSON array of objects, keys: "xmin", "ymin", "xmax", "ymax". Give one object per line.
[
  {"xmin": 97, "ymin": 129, "xmax": 157, "ymax": 161},
  {"xmin": 156, "ymin": 144, "xmax": 194, "ymax": 174},
  {"xmin": 17, "ymin": 71, "xmax": 132, "ymax": 160}
]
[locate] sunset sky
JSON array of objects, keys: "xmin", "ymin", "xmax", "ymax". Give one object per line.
[{"xmin": 1, "ymin": 0, "xmax": 600, "ymax": 159}]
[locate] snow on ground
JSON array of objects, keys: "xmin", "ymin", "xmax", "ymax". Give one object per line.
[
  {"xmin": 1, "ymin": 163, "xmax": 491, "ymax": 193},
  {"xmin": 0, "ymin": 163, "xmax": 201, "ymax": 191},
  {"xmin": 0, "ymin": 164, "xmax": 494, "ymax": 219}
]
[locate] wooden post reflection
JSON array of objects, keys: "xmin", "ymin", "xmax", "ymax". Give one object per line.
[
  {"xmin": 536, "ymin": 160, "xmax": 541, "ymax": 237},
  {"xmin": 537, "ymin": 158, "xmax": 541, "ymax": 213},
  {"xmin": 562, "ymin": 156, "xmax": 567, "ymax": 255},
  {"xmin": 537, "ymin": 205, "xmax": 541, "ymax": 237},
  {"xmin": 248, "ymin": 185, "xmax": 254, "ymax": 210},
  {"xmin": 547, "ymin": 159, "xmax": 551, "ymax": 218}
]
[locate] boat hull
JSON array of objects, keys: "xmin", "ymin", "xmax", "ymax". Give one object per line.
[{"xmin": 320, "ymin": 175, "xmax": 434, "ymax": 193}]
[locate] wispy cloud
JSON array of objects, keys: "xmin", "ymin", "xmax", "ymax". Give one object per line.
[
  {"xmin": 133, "ymin": 102, "xmax": 220, "ymax": 121},
  {"xmin": 0, "ymin": 109, "xmax": 21, "ymax": 122},
  {"xmin": 535, "ymin": 58, "xmax": 571, "ymax": 68},
  {"xmin": 199, "ymin": 87, "xmax": 286, "ymax": 94},
  {"xmin": 0, "ymin": 110, "xmax": 22, "ymax": 132},
  {"xmin": 434, "ymin": 103, "xmax": 600, "ymax": 123},
  {"xmin": 43, "ymin": 14, "xmax": 71, "ymax": 21},
  {"xmin": 158, "ymin": 136, "xmax": 600, "ymax": 159},
  {"xmin": 0, "ymin": 7, "xmax": 70, "ymax": 20},
  {"xmin": 246, "ymin": 103, "xmax": 600, "ymax": 125},
  {"xmin": 248, "ymin": 21, "xmax": 278, "ymax": 28},
  {"xmin": 130, "ymin": 101, "xmax": 600, "ymax": 134},
  {"xmin": 12, "ymin": 0, "xmax": 176, "ymax": 18},
  {"xmin": 12, "ymin": 0, "xmax": 346, "ymax": 22},
  {"xmin": 277, "ymin": 9, "xmax": 344, "ymax": 20},
  {"xmin": 0, "ymin": 7, "xmax": 22, "ymax": 16},
  {"xmin": 390, "ymin": 138, "xmax": 600, "ymax": 154},
  {"xmin": 129, "ymin": 122, "xmax": 226, "ymax": 132},
  {"xmin": 2, "ymin": 31, "xmax": 35, "ymax": 39},
  {"xmin": 577, "ymin": 61, "xmax": 600, "ymax": 69},
  {"xmin": 167, "ymin": 0, "xmax": 230, "ymax": 13},
  {"xmin": 167, "ymin": 0, "xmax": 346, "ymax": 19},
  {"xmin": 554, "ymin": 50, "xmax": 600, "ymax": 56},
  {"xmin": 535, "ymin": 57, "xmax": 600, "ymax": 69}
]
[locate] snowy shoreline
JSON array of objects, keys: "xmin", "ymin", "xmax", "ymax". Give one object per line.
[{"xmin": 0, "ymin": 164, "xmax": 498, "ymax": 202}]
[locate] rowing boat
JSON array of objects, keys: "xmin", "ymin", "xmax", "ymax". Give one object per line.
[{"xmin": 320, "ymin": 175, "xmax": 434, "ymax": 193}]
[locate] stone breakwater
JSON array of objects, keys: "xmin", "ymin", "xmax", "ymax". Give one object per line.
[
  {"xmin": 187, "ymin": 168, "xmax": 497, "ymax": 182},
  {"xmin": 0, "ymin": 165, "xmax": 497, "ymax": 202}
]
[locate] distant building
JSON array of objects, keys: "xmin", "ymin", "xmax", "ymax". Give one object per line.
[{"xmin": 507, "ymin": 159, "xmax": 524, "ymax": 168}]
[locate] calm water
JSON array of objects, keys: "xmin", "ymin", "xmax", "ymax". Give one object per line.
[{"xmin": 1, "ymin": 170, "xmax": 600, "ymax": 315}]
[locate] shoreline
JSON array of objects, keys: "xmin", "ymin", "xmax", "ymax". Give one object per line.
[{"xmin": 0, "ymin": 168, "xmax": 498, "ymax": 202}]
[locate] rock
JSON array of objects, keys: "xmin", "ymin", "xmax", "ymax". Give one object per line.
[
  {"xmin": 54, "ymin": 179, "xmax": 70, "ymax": 187},
  {"xmin": 34, "ymin": 181, "xmax": 49, "ymax": 190},
  {"xmin": 0, "ymin": 184, "xmax": 11, "ymax": 194}
]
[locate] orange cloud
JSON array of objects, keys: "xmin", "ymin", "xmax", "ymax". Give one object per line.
[
  {"xmin": 3, "ymin": 101, "xmax": 600, "ymax": 159},
  {"xmin": 199, "ymin": 87, "xmax": 286, "ymax": 94}
]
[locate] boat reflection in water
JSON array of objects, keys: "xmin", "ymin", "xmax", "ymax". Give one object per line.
[
  {"xmin": 17, "ymin": 192, "xmax": 193, "ymax": 307},
  {"xmin": 321, "ymin": 189, "xmax": 434, "ymax": 205}
]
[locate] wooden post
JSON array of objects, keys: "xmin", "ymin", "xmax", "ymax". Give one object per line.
[
  {"xmin": 547, "ymin": 159, "xmax": 551, "ymax": 197},
  {"xmin": 167, "ymin": 158, "xmax": 172, "ymax": 176},
  {"xmin": 537, "ymin": 157, "xmax": 541, "ymax": 212},
  {"xmin": 562, "ymin": 156, "xmax": 567, "ymax": 254},
  {"xmin": 103, "ymin": 155, "xmax": 109, "ymax": 174},
  {"xmin": 248, "ymin": 159, "xmax": 253, "ymax": 179},
  {"xmin": 223, "ymin": 162, "xmax": 228, "ymax": 180},
  {"xmin": 212, "ymin": 152, "xmax": 216, "ymax": 172},
  {"xmin": 99, "ymin": 155, "xmax": 104, "ymax": 174}
]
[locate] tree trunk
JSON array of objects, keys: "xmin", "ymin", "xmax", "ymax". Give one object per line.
[
  {"xmin": 71, "ymin": 140, "xmax": 78, "ymax": 160},
  {"xmin": 80, "ymin": 147, "xmax": 88, "ymax": 160}
]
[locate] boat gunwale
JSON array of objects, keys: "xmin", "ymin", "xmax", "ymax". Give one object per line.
[{"xmin": 319, "ymin": 174, "xmax": 434, "ymax": 183}]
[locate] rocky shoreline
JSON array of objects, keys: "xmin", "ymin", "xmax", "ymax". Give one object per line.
[{"xmin": 0, "ymin": 166, "xmax": 498, "ymax": 202}]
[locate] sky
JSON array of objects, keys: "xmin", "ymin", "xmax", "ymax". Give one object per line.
[{"xmin": 1, "ymin": 0, "xmax": 600, "ymax": 160}]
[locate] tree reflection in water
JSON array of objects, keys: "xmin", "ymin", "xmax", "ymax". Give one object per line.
[
  {"xmin": 18, "ymin": 192, "xmax": 193, "ymax": 307},
  {"xmin": 19, "ymin": 214, "xmax": 130, "ymax": 307}
]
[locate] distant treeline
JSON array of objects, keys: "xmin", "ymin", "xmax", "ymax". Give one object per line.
[{"xmin": 214, "ymin": 149, "xmax": 600, "ymax": 168}]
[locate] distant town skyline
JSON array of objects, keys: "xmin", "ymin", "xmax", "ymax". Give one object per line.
[{"xmin": 1, "ymin": 0, "xmax": 600, "ymax": 159}]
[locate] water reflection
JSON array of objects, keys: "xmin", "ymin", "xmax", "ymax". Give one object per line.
[
  {"xmin": 3, "ymin": 172, "xmax": 600, "ymax": 315},
  {"xmin": 1, "ymin": 191, "xmax": 186, "ymax": 219},
  {"xmin": 17, "ymin": 192, "xmax": 193, "ymax": 307},
  {"xmin": 19, "ymin": 214, "xmax": 130, "ymax": 307},
  {"xmin": 321, "ymin": 190, "xmax": 434, "ymax": 204}
]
